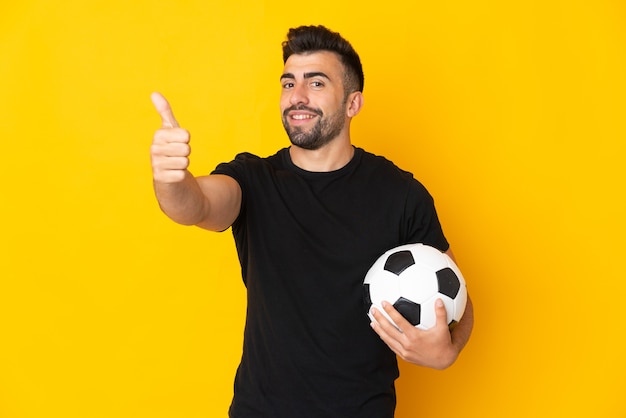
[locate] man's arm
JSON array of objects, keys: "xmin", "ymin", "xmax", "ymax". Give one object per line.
[
  {"xmin": 150, "ymin": 92, "xmax": 241, "ymax": 231},
  {"xmin": 443, "ymin": 248, "xmax": 474, "ymax": 359},
  {"xmin": 369, "ymin": 247, "xmax": 474, "ymax": 370}
]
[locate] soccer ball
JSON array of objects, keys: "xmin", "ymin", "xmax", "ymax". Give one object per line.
[{"xmin": 363, "ymin": 243, "xmax": 467, "ymax": 330}]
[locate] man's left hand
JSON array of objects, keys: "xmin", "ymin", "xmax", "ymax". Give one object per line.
[{"xmin": 369, "ymin": 298, "xmax": 459, "ymax": 370}]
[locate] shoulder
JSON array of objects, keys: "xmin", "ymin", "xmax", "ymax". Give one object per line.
[
  {"xmin": 356, "ymin": 148, "xmax": 417, "ymax": 183},
  {"xmin": 212, "ymin": 149, "xmax": 288, "ymax": 176},
  {"xmin": 356, "ymin": 147, "xmax": 434, "ymax": 198}
]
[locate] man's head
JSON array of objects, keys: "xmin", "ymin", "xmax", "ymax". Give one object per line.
[
  {"xmin": 282, "ymin": 25, "xmax": 364, "ymax": 97},
  {"xmin": 280, "ymin": 26, "xmax": 364, "ymax": 151}
]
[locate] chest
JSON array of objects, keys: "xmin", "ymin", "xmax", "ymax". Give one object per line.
[{"xmin": 242, "ymin": 172, "xmax": 408, "ymax": 278}]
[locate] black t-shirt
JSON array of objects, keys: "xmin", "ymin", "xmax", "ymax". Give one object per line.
[{"xmin": 212, "ymin": 147, "xmax": 449, "ymax": 418}]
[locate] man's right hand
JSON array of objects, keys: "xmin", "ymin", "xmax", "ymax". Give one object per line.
[{"xmin": 150, "ymin": 92, "xmax": 191, "ymax": 183}]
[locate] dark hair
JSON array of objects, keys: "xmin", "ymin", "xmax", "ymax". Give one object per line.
[{"xmin": 282, "ymin": 25, "xmax": 364, "ymax": 94}]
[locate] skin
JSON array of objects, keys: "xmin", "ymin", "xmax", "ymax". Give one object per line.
[
  {"xmin": 279, "ymin": 51, "xmax": 363, "ymax": 172},
  {"xmin": 150, "ymin": 50, "xmax": 473, "ymax": 369},
  {"xmin": 281, "ymin": 52, "xmax": 352, "ymax": 152}
]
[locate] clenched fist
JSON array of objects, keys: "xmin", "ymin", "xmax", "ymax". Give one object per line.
[{"xmin": 150, "ymin": 92, "xmax": 191, "ymax": 183}]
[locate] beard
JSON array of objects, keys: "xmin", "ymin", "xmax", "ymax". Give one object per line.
[{"xmin": 282, "ymin": 104, "xmax": 346, "ymax": 151}]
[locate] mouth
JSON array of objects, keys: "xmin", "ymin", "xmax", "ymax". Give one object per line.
[
  {"xmin": 290, "ymin": 112, "xmax": 317, "ymax": 121},
  {"xmin": 284, "ymin": 106, "xmax": 322, "ymax": 123}
]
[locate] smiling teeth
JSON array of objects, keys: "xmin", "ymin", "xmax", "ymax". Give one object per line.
[{"xmin": 292, "ymin": 114, "xmax": 315, "ymax": 120}]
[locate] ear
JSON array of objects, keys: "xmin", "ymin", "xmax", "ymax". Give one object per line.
[{"xmin": 346, "ymin": 91, "xmax": 364, "ymax": 118}]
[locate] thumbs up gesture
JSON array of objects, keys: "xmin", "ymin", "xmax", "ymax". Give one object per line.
[{"xmin": 150, "ymin": 92, "xmax": 191, "ymax": 183}]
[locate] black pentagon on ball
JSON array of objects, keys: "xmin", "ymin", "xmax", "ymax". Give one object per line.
[
  {"xmin": 393, "ymin": 297, "xmax": 421, "ymax": 326},
  {"xmin": 363, "ymin": 283, "xmax": 372, "ymax": 313},
  {"xmin": 384, "ymin": 250, "xmax": 415, "ymax": 276},
  {"xmin": 436, "ymin": 267, "xmax": 461, "ymax": 298}
]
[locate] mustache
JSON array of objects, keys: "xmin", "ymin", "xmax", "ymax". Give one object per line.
[{"xmin": 283, "ymin": 105, "xmax": 323, "ymax": 118}]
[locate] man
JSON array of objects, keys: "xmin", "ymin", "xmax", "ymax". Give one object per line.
[{"xmin": 151, "ymin": 25, "xmax": 473, "ymax": 418}]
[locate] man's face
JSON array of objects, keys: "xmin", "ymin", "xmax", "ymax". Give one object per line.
[{"xmin": 280, "ymin": 51, "xmax": 348, "ymax": 150}]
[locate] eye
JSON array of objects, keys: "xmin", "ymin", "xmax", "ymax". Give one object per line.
[
  {"xmin": 282, "ymin": 81, "xmax": 295, "ymax": 89},
  {"xmin": 310, "ymin": 80, "xmax": 324, "ymax": 88}
]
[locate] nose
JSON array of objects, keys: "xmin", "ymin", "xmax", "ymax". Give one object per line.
[{"xmin": 289, "ymin": 83, "xmax": 309, "ymax": 106}]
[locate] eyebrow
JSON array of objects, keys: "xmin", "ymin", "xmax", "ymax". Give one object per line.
[{"xmin": 280, "ymin": 71, "xmax": 332, "ymax": 81}]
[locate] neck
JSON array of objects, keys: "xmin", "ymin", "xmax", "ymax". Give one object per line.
[{"xmin": 289, "ymin": 138, "xmax": 355, "ymax": 172}]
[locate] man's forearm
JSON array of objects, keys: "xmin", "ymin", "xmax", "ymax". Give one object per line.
[
  {"xmin": 451, "ymin": 295, "xmax": 474, "ymax": 353},
  {"xmin": 154, "ymin": 171, "xmax": 209, "ymax": 226}
]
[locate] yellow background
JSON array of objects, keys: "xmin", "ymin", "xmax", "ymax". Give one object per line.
[{"xmin": 2, "ymin": 1, "xmax": 625, "ymax": 417}]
